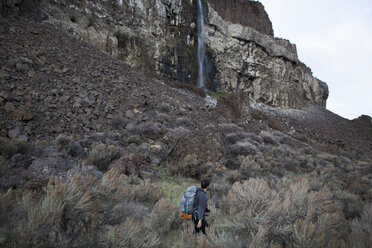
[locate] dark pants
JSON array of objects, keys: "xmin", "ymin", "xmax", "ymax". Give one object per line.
[{"xmin": 193, "ymin": 216, "xmax": 208, "ymax": 235}]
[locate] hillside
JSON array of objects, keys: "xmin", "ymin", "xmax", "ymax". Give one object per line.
[{"xmin": 1, "ymin": 5, "xmax": 372, "ymax": 248}]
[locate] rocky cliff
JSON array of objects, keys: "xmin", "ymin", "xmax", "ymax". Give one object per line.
[
  {"xmin": 208, "ymin": 0, "xmax": 273, "ymax": 36},
  {"xmin": 2, "ymin": 0, "xmax": 328, "ymax": 109},
  {"xmin": 206, "ymin": 7, "xmax": 328, "ymax": 108}
]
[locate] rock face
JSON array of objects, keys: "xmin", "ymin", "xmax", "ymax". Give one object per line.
[
  {"xmin": 9, "ymin": 0, "xmax": 200, "ymax": 85},
  {"xmin": 5, "ymin": 0, "xmax": 328, "ymax": 109},
  {"xmin": 208, "ymin": 0, "xmax": 273, "ymax": 36},
  {"xmin": 206, "ymin": 7, "xmax": 329, "ymax": 108}
]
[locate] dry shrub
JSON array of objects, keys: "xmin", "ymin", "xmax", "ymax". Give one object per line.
[
  {"xmin": 174, "ymin": 221, "xmax": 242, "ymax": 248},
  {"xmin": 210, "ymin": 230, "xmax": 247, "ymax": 248},
  {"xmin": 334, "ymin": 191, "xmax": 363, "ymax": 219},
  {"xmin": 122, "ymin": 183, "xmax": 162, "ymax": 205},
  {"xmin": 0, "ymin": 138, "xmax": 35, "ymax": 159},
  {"xmin": 1, "ymin": 175, "xmax": 99, "ymax": 247},
  {"xmin": 227, "ymin": 170, "xmax": 241, "ymax": 184},
  {"xmin": 227, "ymin": 178, "xmax": 276, "ymax": 216},
  {"xmin": 125, "ymin": 134, "xmax": 141, "ymax": 145},
  {"xmin": 156, "ymin": 112, "xmax": 172, "ymax": 124},
  {"xmin": 169, "ymin": 154, "xmax": 211, "ymax": 179},
  {"xmin": 0, "ymin": 188, "xmax": 19, "ymax": 227},
  {"xmin": 348, "ymin": 203, "xmax": 372, "ymax": 248},
  {"xmin": 0, "ymin": 169, "xmax": 163, "ymax": 247},
  {"xmin": 100, "ymin": 217, "xmax": 160, "ymax": 248},
  {"xmin": 209, "ymin": 180, "xmax": 231, "ymax": 209},
  {"xmin": 105, "ymin": 200, "xmax": 148, "ymax": 225},
  {"xmin": 175, "ymin": 154, "xmax": 199, "ymax": 177},
  {"xmin": 173, "ymin": 226, "xmax": 214, "ymax": 248},
  {"xmin": 238, "ymin": 155, "xmax": 262, "ymax": 178},
  {"xmin": 225, "ymin": 132, "xmax": 251, "ymax": 144},
  {"xmin": 148, "ymin": 198, "xmax": 182, "ymax": 236},
  {"xmin": 291, "ymin": 213, "xmax": 346, "ymax": 248},
  {"xmin": 176, "ymin": 117, "xmax": 192, "ymax": 126},
  {"xmin": 135, "ymin": 121, "xmax": 163, "ymax": 136},
  {"xmin": 291, "ymin": 132, "xmax": 308, "ymax": 142},
  {"xmin": 55, "ymin": 134, "xmax": 72, "ymax": 151},
  {"xmin": 260, "ymin": 131, "xmax": 278, "ymax": 145},
  {"xmin": 230, "ymin": 141, "xmax": 258, "ymax": 156},
  {"xmin": 101, "ymin": 168, "xmax": 161, "ymax": 205},
  {"xmin": 85, "ymin": 143, "xmax": 121, "ymax": 171},
  {"xmin": 224, "ymin": 178, "xmax": 347, "ymax": 247},
  {"xmin": 110, "ymin": 114, "xmax": 129, "ymax": 129}
]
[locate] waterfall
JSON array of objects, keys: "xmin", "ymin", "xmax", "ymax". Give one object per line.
[{"xmin": 197, "ymin": 0, "xmax": 205, "ymax": 89}]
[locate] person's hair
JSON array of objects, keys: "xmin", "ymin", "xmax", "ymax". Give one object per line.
[{"xmin": 201, "ymin": 179, "xmax": 210, "ymax": 189}]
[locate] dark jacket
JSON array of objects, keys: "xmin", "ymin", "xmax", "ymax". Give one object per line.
[{"xmin": 192, "ymin": 188, "xmax": 208, "ymax": 220}]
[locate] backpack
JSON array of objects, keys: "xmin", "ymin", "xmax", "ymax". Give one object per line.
[{"xmin": 179, "ymin": 185, "xmax": 197, "ymax": 221}]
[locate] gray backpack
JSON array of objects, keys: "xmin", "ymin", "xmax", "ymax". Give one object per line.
[{"xmin": 179, "ymin": 185, "xmax": 197, "ymax": 215}]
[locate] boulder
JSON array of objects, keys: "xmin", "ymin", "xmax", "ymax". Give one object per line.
[
  {"xmin": 8, "ymin": 127, "xmax": 28, "ymax": 141},
  {"xmin": 215, "ymin": 91, "xmax": 251, "ymax": 120},
  {"xmin": 7, "ymin": 107, "xmax": 33, "ymax": 121}
]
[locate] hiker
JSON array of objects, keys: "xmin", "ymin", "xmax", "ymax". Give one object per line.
[{"xmin": 192, "ymin": 179, "xmax": 210, "ymax": 235}]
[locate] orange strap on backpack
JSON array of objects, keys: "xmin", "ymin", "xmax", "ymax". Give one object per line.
[{"xmin": 180, "ymin": 212, "xmax": 192, "ymax": 221}]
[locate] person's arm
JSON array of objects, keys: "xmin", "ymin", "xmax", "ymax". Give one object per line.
[
  {"xmin": 197, "ymin": 194, "xmax": 206, "ymax": 228},
  {"xmin": 197, "ymin": 193, "xmax": 207, "ymax": 220}
]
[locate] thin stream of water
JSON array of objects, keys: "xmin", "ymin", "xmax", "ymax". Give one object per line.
[{"xmin": 197, "ymin": 0, "xmax": 205, "ymax": 88}]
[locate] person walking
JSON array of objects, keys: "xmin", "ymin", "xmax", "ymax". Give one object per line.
[{"xmin": 192, "ymin": 179, "xmax": 210, "ymax": 235}]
